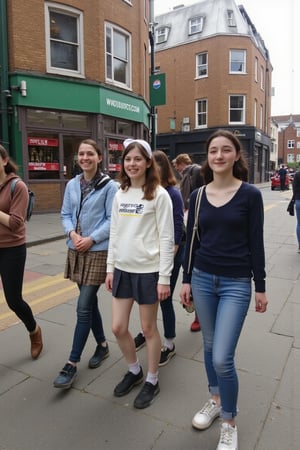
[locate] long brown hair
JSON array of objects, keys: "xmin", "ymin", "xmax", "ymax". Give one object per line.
[
  {"xmin": 201, "ymin": 129, "xmax": 248, "ymax": 183},
  {"xmin": 78, "ymin": 139, "xmax": 102, "ymax": 156},
  {"xmin": 0, "ymin": 144, "xmax": 18, "ymax": 174},
  {"xmin": 117, "ymin": 141, "xmax": 160, "ymax": 200},
  {"xmin": 153, "ymin": 150, "xmax": 177, "ymax": 188}
]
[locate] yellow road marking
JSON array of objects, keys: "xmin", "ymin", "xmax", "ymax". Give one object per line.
[
  {"xmin": 0, "ymin": 273, "xmax": 71, "ymax": 304},
  {"xmin": 0, "ymin": 272, "xmax": 77, "ymax": 325},
  {"xmin": 0, "ymin": 285, "xmax": 77, "ymax": 320},
  {"xmin": 264, "ymin": 204, "xmax": 277, "ymax": 211}
]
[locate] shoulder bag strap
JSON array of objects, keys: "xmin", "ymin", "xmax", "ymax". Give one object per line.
[{"xmin": 187, "ymin": 186, "xmax": 204, "ymax": 274}]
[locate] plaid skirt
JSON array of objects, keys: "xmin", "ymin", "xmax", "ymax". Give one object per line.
[{"xmin": 64, "ymin": 248, "xmax": 107, "ymax": 285}]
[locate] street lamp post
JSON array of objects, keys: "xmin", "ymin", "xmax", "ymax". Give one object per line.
[{"xmin": 149, "ymin": 0, "xmax": 156, "ymax": 150}]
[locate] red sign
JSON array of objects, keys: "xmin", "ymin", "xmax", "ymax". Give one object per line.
[
  {"xmin": 28, "ymin": 162, "xmax": 60, "ymax": 171},
  {"xmin": 108, "ymin": 140, "xmax": 123, "ymax": 151},
  {"xmin": 109, "ymin": 163, "xmax": 121, "ymax": 172},
  {"xmin": 28, "ymin": 138, "xmax": 59, "ymax": 147}
]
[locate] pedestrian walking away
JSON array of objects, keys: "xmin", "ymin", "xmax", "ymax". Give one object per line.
[
  {"xmin": 105, "ymin": 138, "xmax": 174, "ymax": 409},
  {"xmin": 174, "ymin": 152, "xmax": 204, "ymax": 332},
  {"xmin": 292, "ymin": 170, "xmax": 300, "ymax": 253},
  {"xmin": 0, "ymin": 144, "xmax": 43, "ymax": 360},
  {"xmin": 53, "ymin": 139, "xmax": 118, "ymax": 389},
  {"xmin": 278, "ymin": 164, "xmax": 287, "ymax": 191},
  {"xmin": 133, "ymin": 150, "xmax": 184, "ymax": 367},
  {"xmin": 180, "ymin": 129, "xmax": 268, "ymax": 450}
]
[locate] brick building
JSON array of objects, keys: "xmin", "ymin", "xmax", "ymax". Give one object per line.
[
  {"xmin": 272, "ymin": 115, "xmax": 300, "ymax": 167},
  {"xmin": 0, "ymin": 0, "xmax": 150, "ymax": 211},
  {"xmin": 153, "ymin": 0, "xmax": 273, "ymax": 183}
]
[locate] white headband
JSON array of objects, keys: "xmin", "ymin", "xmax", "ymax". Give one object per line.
[{"xmin": 123, "ymin": 138, "xmax": 152, "ymax": 158}]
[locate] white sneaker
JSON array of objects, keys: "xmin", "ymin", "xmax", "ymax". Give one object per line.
[
  {"xmin": 192, "ymin": 399, "xmax": 221, "ymax": 430},
  {"xmin": 217, "ymin": 423, "xmax": 238, "ymax": 450}
]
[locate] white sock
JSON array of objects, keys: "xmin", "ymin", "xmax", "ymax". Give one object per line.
[
  {"xmin": 163, "ymin": 338, "xmax": 174, "ymax": 350},
  {"xmin": 146, "ymin": 371, "xmax": 158, "ymax": 386},
  {"xmin": 128, "ymin": 360, "xmax": 140, "ymax": 375}
]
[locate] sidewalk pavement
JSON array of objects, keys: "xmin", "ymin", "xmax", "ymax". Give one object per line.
[{"xmin": 0, "ymin": 187, "xmax": 299, "ymax": 450}]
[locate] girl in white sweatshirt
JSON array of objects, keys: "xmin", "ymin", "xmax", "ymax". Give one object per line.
[{"xmin": 105, "ymin": 138, "xmax": 174, "ymax": 409}]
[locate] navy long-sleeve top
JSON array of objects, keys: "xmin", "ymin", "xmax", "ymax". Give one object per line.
[
  {"xmin": 182, "ymin": 182, "xmax": 266, "ymax": 292},
  {"xmin": 165, "ymin": 185, "xmax": 184, "ymax": 245}
]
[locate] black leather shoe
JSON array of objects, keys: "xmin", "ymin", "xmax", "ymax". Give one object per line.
[
  {"xmin": 134, "ymin": 381, "xmax": 160, "ymax": 409},
  {"xmin": 114, "ymin": 368, "xmax": 143, "ymax": 397},
  {"xmin": 88, "ymin": 344, "xmax": 109, "ymax": 369}
]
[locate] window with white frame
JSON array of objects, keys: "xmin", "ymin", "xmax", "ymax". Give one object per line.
[
  {"xmin": 297, "ymin": 154, "xmax": 300, "ymax": 162},
  {"xmin": 253, "ymin": 99, "xmax": 257, "ymax": 127},
  {"xmin": 260, "ymin": 104, "xmax": 263, "ymax": 129},
  {"xmin": 156, "ymin": 27, "xmax": 170, "ymax": 44},
  {"xmin": 196, "ymin": 99, "xmax": 207, "ymax": 128},
  {"xmin": 196, "ymin": 52, "xmax": 208, "ymax": 78},
  {"xmin": 288, "ymin": 140, "xmax": 295, "ymax": 148},
  {"xmin": 260, "ymin": 66, "xmax": 264, "ymax": 90},
  {"xmin": 189, "ymin": 16, "xmax": 204, "ymax": 34},
  {"xmin": 227, "ymin": 10, "xmax": 236, "ymax": 27},
  {"xmin": 254, "ymin": 57, "xmax": 258, "ymax": 82},
  {"xmin": 287, "ymin": 154, "xmax": 294, "ymax": 163},
  {"xmin": 297, "ymin": 141, "xmax": 300, "ymax": 149},
  {"xmin": 229, "ymin": 95, "xmax": 245, "ymax": 124},
  {"xmin": 105, "ymin": 23, "xmax": 131, "ymax": 89},
  {"xmin": 297, "ymin": 129, "xmax": 300, "ymax": 137},
  {"xmin": 230, "ymin": 50, "xmax": 246, "ymax": 73},
  {"xmin": 45, "ymin": 3, "xmax": 84, "ymax": 77}
]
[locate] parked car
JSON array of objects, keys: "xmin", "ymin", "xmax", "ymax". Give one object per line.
[{"xmin": 270, "ymin": 172, "xmax": 290, "ymax": 190}]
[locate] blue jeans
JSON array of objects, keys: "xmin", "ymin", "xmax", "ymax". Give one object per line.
[
  {"xmin": 160, "ymin": 241, "xmax": 185, "ymax": 339},
  {"xmin": 295, "ymin": 200, "xmax": 300, "ymax": 247},
  {"xmin": 191, "ymin": 268, "xmax": 251, "ymax": 420},
  {"xmin": 69, "ymin": 284, "xmax": 105, "ymax": 363}
]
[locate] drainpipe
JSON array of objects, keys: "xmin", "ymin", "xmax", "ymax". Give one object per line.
[{"xmin": 0, "ymin": 0, "xmax": 10, "ymax": 149}]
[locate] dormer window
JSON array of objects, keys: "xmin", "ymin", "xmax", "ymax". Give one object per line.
[
  {"xmin": 189, "ymin": 16, "xmax": 204, "ymax": 35},
  {"xmin": 156, "ymin": 27, "xmax": 170, "ymax": 44},
  {"xmin": 227, "ymin": 10, "xmax": 236, "ymax": 27}
]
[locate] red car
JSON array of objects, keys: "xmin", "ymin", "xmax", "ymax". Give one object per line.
[{"xmin": 270, "ymin": 172, "xmax": 290, "ymax": 190}]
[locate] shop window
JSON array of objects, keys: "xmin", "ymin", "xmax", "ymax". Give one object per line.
[
  {"xmin": 104, "ymin": 118, "xmax": 116, "ymax": 133},
  {"xmin": 45, "ymin": 2, "xmax": 84, "ymax": 77},
  {"xmin": 27, "ymin": 109, "xmax": 88, "ymax": 130},
  {"xmin": 28, "ymin": 136, "xmax": 60, "ymax": 180},
  {"xmin": 61, "ymin": 113, "xmax": 88, "ymax": 129},
  {"xmin": 107, "ymin": 138, "xmax": 124, "ymax": 175},
  {"xmin": 118, "ymin": 121, "xmax": 134, "ymax": 135},
  {"xmin": 27, "ymin": 109, "xmax": 60, "ymax": 127}
]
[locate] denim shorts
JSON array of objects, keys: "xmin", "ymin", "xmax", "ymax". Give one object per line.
[{"xmin": 112, "ymin": 268, "xmax": 159, "ymax": 305}]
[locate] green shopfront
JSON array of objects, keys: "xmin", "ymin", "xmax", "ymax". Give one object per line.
[{"xmin": 8, "ymin": 74, "xmax": 150, "ymax": 212}]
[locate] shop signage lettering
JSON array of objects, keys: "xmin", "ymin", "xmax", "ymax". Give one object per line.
[
  {"xmin": 28, "ymin": 138, "xmax": 59, "ymax": 147},
  {"xmin": 106, "ymin": 98, "xmax": 140, "ymax": 114},
  {"xmin": 109, "ymin": 163, "xmax": 121, "ymax": 171},
  {"xmin": 28, "ymin": 162, "xmax": 59, "ymax": 171},
  {"xmin": 108, "ymin": 140, "xmax": 123, "ymax": 151}
]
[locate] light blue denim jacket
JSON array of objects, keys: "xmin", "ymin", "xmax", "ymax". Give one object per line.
[{"xmin": 61, "ymin": 174, "xmax": 118, "ymax": 251}]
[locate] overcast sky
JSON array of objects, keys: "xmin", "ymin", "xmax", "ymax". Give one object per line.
[{"xmin": 154, "ymin": 0, "xmax": 299, "ymax": 116}]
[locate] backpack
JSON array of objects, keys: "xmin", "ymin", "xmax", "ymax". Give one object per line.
[{"xmin": 10, "ymin": 178, "xmax": 35, "ymax": 221}]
